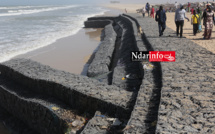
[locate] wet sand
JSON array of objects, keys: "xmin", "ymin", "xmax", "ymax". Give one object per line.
[
  {"xmin": 2, "ymin": 8, "xmax": 120, "ymax": 134},
  {"xmin": 16, "ymin": 28, "xmax": 102, "ymax": 75},
  {"xmin": 2, "ymin": 13, "xmax": 103, "ymax": 134},
  {"xmin": 15, "ymin": 10, "xmax": 121, "ymax": 75}
]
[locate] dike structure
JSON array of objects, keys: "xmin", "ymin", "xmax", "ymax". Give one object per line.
[
  {"xmin": 125, "ymin": 14, "xmax": 215, "ymax": 133},
  {"xmin": 0, "ymin": 14, "xmax": 143, "ymax": 134},
  {"xmin": 0, "ymin": 13, "xmax": 215, "ymax": 134}
]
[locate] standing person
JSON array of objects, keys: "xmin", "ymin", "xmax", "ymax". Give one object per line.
[
  {"xmin": 145, "ymin": 3, "xmax": 150, "ymax": 17},
  {"xmin": 175, "ymin": 1, "xmax": 178, "ymax": 9},
  {"xmin": 188, "ymin": 2, "xmax": 191, "ymax": 12},
  {"xmin": 125, "ymin": 8, "xmax": 127, "ymax": 13},
  {"xmin": 190, "ymin": 7, "xmax": 194, "ymax": 14},
  {"xmin": 191, "ymin": 10, "xmax": 199, "ymax": 35},
  {"xmin": 155, "ymin": 6, "xmax": 167, "ymax": 36},
  {"xmin": 142, "ymin": 7, "xmax": 146, "ymax": 17},
  {"xmin": 197, "ymin": 7, "xmax": 203, "ymax": 32},
  {"xmin": 150, "ymin": 6, "xmax": 155, "ymax": 18},
  {"xmin": 202, "ymin": 5, "xmax": 215, "ymax": 39},
  {"xmin": 175, "ymin": 5, "xmax": 190, "ymax": 37}
]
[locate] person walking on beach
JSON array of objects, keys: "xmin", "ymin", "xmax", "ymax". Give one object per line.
[
  {"xmin": 197, "ymin": 7, "xmax": 203, "ymax": 32},
  {"xmin": 175, "ymin": 5, "xmax": 190, "ymax": 37},
  {"xmin": 202, "ymin": 5, "xmax": 215, "ymax": 39},
  {"xmin": 142, "ymin": 7, "xmax": 146, "ymax": 17},
  {"xmin": 145, "ymin": 3, "xmax": 150, "ymax": 17},
  {"xmin": 188, "ymin": 2, "xmax": 191, "ymax": 12},
  {"xmin": 175, "ymin": 2, "xmax": 178, "ymax": 9},
  {"xmin": 150, "ymin": 6, "xmax": 155, "ymax": 18},
  {"xmin": 191, "ymin": 10, "xmax": 199, "ymax": 35},
  {"xmin": 155, "ymin": 6, "xmax": 167, "ymax": 36},
  {"xmin": 190, "ymin": 7, "xmax": 194, "ymax": 14}
]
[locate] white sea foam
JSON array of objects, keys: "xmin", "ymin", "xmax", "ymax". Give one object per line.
[
  {"xmin": 0, "ymin": 5, "xmax": 79, "ymax": 17},
  {"xmin": 0, "ymin": 28, "xmax": 81, "ymax": 62},
  {"xmin": 0, "ymin": 5, "xmax": 57, "ymax": 10},
  {"xmin": 0, "ymin": 5, "xmax": 109, "ymax": 63}
]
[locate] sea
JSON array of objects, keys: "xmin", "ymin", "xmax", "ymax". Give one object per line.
[{"xmin": 0, "ymin": 5, "xmax": 108, "ymax": 62}]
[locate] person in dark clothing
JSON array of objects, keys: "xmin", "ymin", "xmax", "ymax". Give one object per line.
[
  {"xmin": 145, "ymin": 3, "xmax": 150, "ymax": 17},
  {"xmin": 202, "ymin": 5, "xmax": 215, "ymax": 39},
  {"xmin": 155, "ymin": 6, "xmax": 167, "ymax": 36}
]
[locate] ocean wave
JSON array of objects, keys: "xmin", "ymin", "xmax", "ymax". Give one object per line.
[
  {"xmin": 0, "ymin": 6, "xmax": 108, "ymax": 63},
  {"xmin": 0, "ymin": 5, "xmax": 53, "ymax": 10},
  {"xmin": 0, "ymin": 26, "xmax": 81, "ymax": 63},
  {"xmin": 8, "ymin": 10, "xmax": 18, "ymax": 13},
  {"xmin": 0, "ymin": 5, "xmax": 79, "ymax": 17}
]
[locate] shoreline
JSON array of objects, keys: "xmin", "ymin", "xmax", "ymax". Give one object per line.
[
  {"xmin": 15, "ymin": 28, "xmax": 103, "ymax": 75},
  {"xmin": 0, "ymin": 8, "xmax": 122, "ymax": 134},
  {"xmin": 14, "ymin": 8, "xmax": 122, "ymax": 75},
  {"xmin": 1, "ymin": 3, "xmax": 215, "ymax": 134}
]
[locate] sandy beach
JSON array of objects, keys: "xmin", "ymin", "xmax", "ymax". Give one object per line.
[
  {"xmin": 166, "ymin": 12, "xmax": 215, "ymax": 53},
  {"xmin": 10, "ymin": 5, "xmax": 215, "ymax": 76},
  {"xmin": 105, "ymin": 4, "xmax": 145, "ymax": 13},
  {"xmin": 16, "ymin": 28, "xmax": 102, "ymax": 75},
  {"xmin": 6, "ymin": 4, "xmax": 214, "ymax": 72},
  {"xmin": 1, "ymin": 8, "xmax": 122, "ymax": 134},
  {"xmin": 106, "ymin": 3, "xmax": 215, "ymax": 54}
]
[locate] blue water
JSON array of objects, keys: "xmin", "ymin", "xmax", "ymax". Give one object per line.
[{"xmin": 0, "ymin": 5, "xmax": 108, "ymax": 62}]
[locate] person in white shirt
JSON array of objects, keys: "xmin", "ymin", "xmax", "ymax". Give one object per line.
[
  {"xmin": 175, "ymin": 1, "xmax": 178, "ymax": 9},
  {"xmin": 142, "ymin": 7, "xmax": 146, "ymax": 17},
  {"xmin": 175, "ymin": 4, "xmax": 190, "ymax": 37}
]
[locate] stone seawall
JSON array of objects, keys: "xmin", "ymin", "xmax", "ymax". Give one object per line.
[
  {"xmin": 0, "ymin": 79, "xmax": 71, "ymax": 134},
  {"xmin": 85, "ymin": 15, "xmax": 143, "ymax": 90},
  {"xmin": 84, "ymin": 17, "xmax": 116, "ymax": 28},
  {"xmin": 0, "ymin": 14, "xmax": 159, "ymax": 134},
  {"xmin": 87, "ymin": 24, "xmax": 117, "ymax": 78},
  {"xmin": 85, "ymin": 20, "xmax": 112, "ymax": 28},
  {"xmin": 86, "ymin": 13, "xmax": 215, "ymax": 134},
  {"xmin": 0, "ymin": 14, "xmax": 147, "ymax": 134},
  {"xmin": 0, "ymin": 58, "xmax": 135, "ymax": 134},
  {"xmin": 111, "ymin": 15, "xmax": 143, "ymax": 90},
  {"xmin": 84, "ymin": 16, "xmax": 118, "ymax": 84},
  {"xmin": 0, "ymin": 105, "xmax": 38, "ymax": 134},
  {"xmin": 128, "ymin": 13, "xmax": 215, "ymax": 133},
  {"xmin": 0, "ymin": 59, "xmax": 133, "ymax": 118},
  {"xmin": 1, "ymin": 13, "xmax": 206, "ymax": 134},
  {"xmin": 82, "ymin": 15, "xmax": 145, "ymax": 133},
  {"xmin": 122, "ymin": 14, "xmax": 162, "ymax": 134}
]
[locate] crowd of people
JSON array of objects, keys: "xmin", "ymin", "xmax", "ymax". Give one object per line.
[{"xmin": 141, "ymin": 2, "xmax": 215, "ymax": 39}]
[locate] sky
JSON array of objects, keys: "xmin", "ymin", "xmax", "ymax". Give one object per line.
[{"xmin": 0, "ymin": 0, "xmax": 214, "ymax": 6}]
